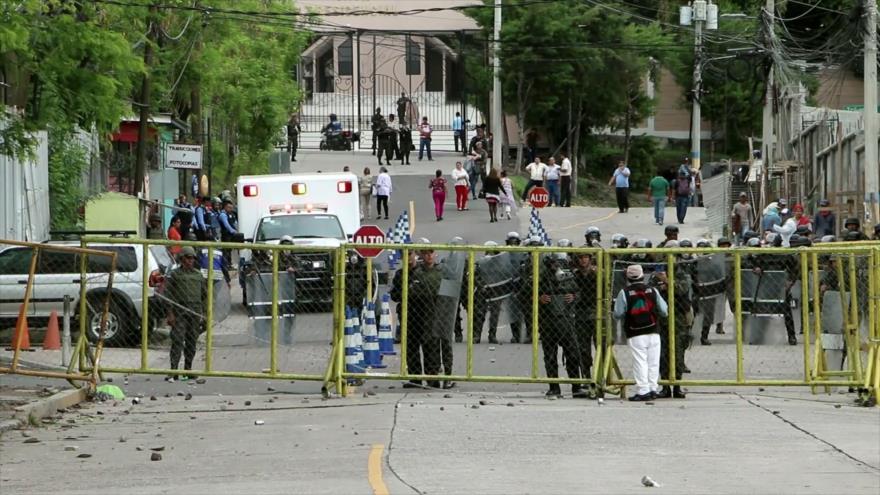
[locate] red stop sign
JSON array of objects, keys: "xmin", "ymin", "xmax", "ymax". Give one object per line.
[
  {"xmin": 352, "ymin": 225, "xmax": 386, "ymax": 258},
  {"xmin": 528, "ymin": 186, "xmax": 549, "ymax": 208}
]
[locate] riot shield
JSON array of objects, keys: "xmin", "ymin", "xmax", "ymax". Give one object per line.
[
  {"xmin": 246, "ymin": 271, "xmax": 296, "ymax": 345},
  {"xmin": 820, "ymin": 290, "xmax": 847, "ymax": 370},
  {"xmin": 476, "ymin": 252, "xmax": 515, "ymax": 303},
  {"xmin": 434, "ymin": 248, "xmax": 467, "ymax": 339},
  {"xmin": 752, "ymin": 271, "xmax": 788, "ymax": 316},
  {"xmin": 694, "ymin": 254, "xmax": 727, "ymax": 326}
]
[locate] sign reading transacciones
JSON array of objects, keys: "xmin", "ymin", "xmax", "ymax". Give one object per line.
[{"xmin": 166, "ymin": 144, "xmax": 203, "ymax": 170}]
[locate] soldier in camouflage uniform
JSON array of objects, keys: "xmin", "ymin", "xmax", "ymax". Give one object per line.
[
  {"xmin": 571, "ymin": 249, "xmax": 598, "ymax": 394},
  {"xmin": 165, "ymin": 246, "xmax": 207, "ymax": 382}
]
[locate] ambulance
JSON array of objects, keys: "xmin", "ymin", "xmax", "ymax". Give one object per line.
[{"xmin": 235, "ymin": 173, "xmax": 361, "ymax": 305}]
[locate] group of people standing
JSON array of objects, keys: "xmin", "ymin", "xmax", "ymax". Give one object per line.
[{"xmin": 521, "ymin": 154, "xmax": 574, "ymax": 207}]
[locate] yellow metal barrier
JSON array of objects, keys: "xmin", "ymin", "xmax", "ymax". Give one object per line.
[{"xmin": 6, "ymin": 235, "xmax": 874, "ymax": 405}]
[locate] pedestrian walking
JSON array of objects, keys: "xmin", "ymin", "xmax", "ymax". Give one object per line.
[
  {"xmin": 466, "ymin": 157, "xmax": 480, "ymax": 200},
  {"xmin": 359, "ymin": 167, "xmax": 373, "ymax": 221},
  {"xmin": 429, "ymin": 170, "xmax": 447, "ymax": 221},
  {"xmin": 374, "ymin": 167, "xmax": 392, "ymax": 220},
  {"xmin": 500, "ymin": 170, "xmax": 517, "ymax": 221},
  {"xmin": 671, "ymin": 169, "xmax": 692, "ymax": 224},
  {"xmin": 559, "ymin": 153, "xmax": 572, "ymax": 207},
  {"xmin": 482, "ymin": 168, "xmax": 502, "ymax": 223},
  {"xmin": 522, "ymin": 157, "xmax": 546, "ymax": 201},
  {"xmin": 469, "ymin": 126, "xmax": 488, "ymax": 155},
  {"xmin": 164, "ymin": 246, "xmax": 206, "ymax": 382},
  {"xmin": 375, "ymin": 117, "xmax": 392, "ymax": 166},
  {"xmin": 608, "ymin": 161, "xmax": 631, "ymax": 213},
  {"xmin": 544, "ymin": 157, "xmax": 561, "ymax": 207},
  {"xmin": 451, "ymin": 162, "xmax": 470, "ymax": 211},
  {"xmin": 452, "ymin": 111, "xmax": 466, "ymax": 154},
  {"xmin": 647, "ymin": 172, "xmax": 670, "ymax": 225},
  {"xmin": 613, "ymin": 264, "xmax": 668, "ymax": 401},
  {"xmin": 418, "ymin": 116, "xmax": 433, "ymax": 161},
  {"xmin": 730, "ymin": 192, "xmax": 752, "ymax": 244}
]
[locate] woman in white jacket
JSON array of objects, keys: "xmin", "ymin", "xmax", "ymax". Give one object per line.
[
  {"xmin": 772, "ymin": 215, "xmax": 797, "ymax": 247},
  {"xmin": 374, "ymin": 167, "xmax": 392, "ymax": 219}
]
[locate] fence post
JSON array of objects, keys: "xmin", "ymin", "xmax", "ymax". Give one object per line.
[
  {"xmin": 666, "ymin": 253, "xmax": 676, "ymax": 384},
  {"xmin": 848, "ymin": 253, "xmax": 863, "ymax": 383},
  {"xmin": 530, "ymin": 250, "xmax": 540, "ymax": 379},
  {"xmin": 734, "ymin": 251, "xmax": 744, "ymax": 383},
  {"xmin": 400, "ymin": 248, "xmax": 410, "ymax": 378},
  {"xmin": 810, "ymin": 251, "xmax": 823, "ymax": 380},
  {"xmin": 62, "ymin": 295, "xmax": 71, "ymax": 367},
  {"xmin": 205, "ymin": 246, "xmax": 215, "ymax": 372},
  {"xmin": 140, "ymin": 242, "xmax": 150, "ymax": 371},
  {"xmin": 594, "ymin": 249, "xmax": 604, "ymax": 388},
  {"xmin": 800, "ymin": 251, "xmax": 811, "ymax": 383},
  {"xmin": 270, "ymin": 246, "xmax": 279, "ymax": 375},
  {"xmin": 466, "ymin": 250, "xmax": 475, "ymax": 379}
]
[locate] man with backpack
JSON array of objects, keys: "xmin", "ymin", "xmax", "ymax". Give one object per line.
[
  {"xmin": 671, "ymin": 170, "xmax": 692, "ymax": 224},
  {"xmin": 613, "ymin": 264, "xmax": 668, "ymax": 401}
]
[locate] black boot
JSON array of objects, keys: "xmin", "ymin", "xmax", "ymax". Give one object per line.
[
  {"xmin": 788, "ymin": 334, "xmax": 797, "ymax": 345},
  {"xmin": 571, "ymin": 385, "xmax": 588, "ymax": 398},
  {"xmin": 656, "ymin": 386, "xmax": 672, "ymax": 398},
  {"xmin": 672, "ymin": 386, "xmax": 686, "ymax": 399},
  {"xmin": 545, "ymin": 384, "xmax": 562, "ymax": 397},
  {"xmin": 700, "ymin": 337, "xmax": 711, "ymax": 345}
]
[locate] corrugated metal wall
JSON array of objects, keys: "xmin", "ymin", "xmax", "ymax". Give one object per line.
[{"xmin": 0, "ymin": 131, "xmax": 50, "ymax": 242}]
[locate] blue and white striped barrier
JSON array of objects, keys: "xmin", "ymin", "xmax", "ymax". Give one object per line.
[
  {"xmin": 344, "ymin": 306, "xmax": 365, "ymax": 374},
  {"xmin": 378, "ymin": 293, "xmax": 396, "ymax": 356},
  {"xmin": 361, "ymin": 302, "xmax": 385, "ymax": 368}
]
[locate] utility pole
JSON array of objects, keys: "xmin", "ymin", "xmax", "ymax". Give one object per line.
[
  {"xmin": 680, "ymin": 1, "xmax": 718, "ymax": 171},
  {"xmin": 491, "ymin": 0, "xmax": 503, "ymax": 170},
  {"xmin": 864, "ymin": 0, "xmax": 879, "ymax": 227},
  {"xmin": 134, "ymin": 4, "xmax": 158, "ymax": 196},
  {"xmin": 761, "ymin": 0, "xmax": 775, "ymax": 176}
]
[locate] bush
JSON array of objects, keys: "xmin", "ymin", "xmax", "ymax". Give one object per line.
[{"xmin": 48, "ymin": 128, "xmax": 89, "ymax": 230}]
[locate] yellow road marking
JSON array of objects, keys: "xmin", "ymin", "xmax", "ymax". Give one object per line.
[
  {"xmin": 368, "ymin": 444, "xmax": 389, "ymax": 495},
  {"xmin": 555, "ymin": 211, "xmax": 619, "ymax": 232}
]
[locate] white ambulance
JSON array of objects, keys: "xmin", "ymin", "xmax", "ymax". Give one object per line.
[{"xmin": 235, "ymin": 173, "xmax": 361, "ymax": 305}]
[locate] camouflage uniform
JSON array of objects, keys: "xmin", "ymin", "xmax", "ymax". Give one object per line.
[{"xmin": 165, "ymin": 251, "xmax": 207, "ymax": 376}]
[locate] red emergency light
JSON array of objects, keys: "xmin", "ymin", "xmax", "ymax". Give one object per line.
[
  {"xmin": 337, "ymin": 181, "xmax": 353, "ymax": 193},
  {"xmin": 292, "ymin": 183, "xmax": 307, "ymax": 195},
  {"xmin": 243, "ymin": 185, "xmax": 259, "ymax": 197}
]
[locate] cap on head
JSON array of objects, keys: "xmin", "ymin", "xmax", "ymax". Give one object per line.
[
  {"xmin": 739, "ymin": 192, "xmax": 748, "ymax": 198},
  {"xmin": 634, "ymin": 238, "xmax": 653, "ymax": 249},
  {"xmin": 484, "ymin": 240, "xmax": 499, "ymax": 247},
  {"xmin": 664, "ymin": 240, "xmax": 680, "ymax": 248},
  {"xmin": 527, "ymin": 235, "xmax": 544, "ymax": 246},
  {"xmin": 178, "ymin": 246, "xmax": 196, "ymax": 260},
  {"xmin": 625, "ymin": 264, "xmax": 644, "ymax": 281},
  {"xmin": 506, "ymin": 232, "xmax": 521, "ymax": 240},
  {"xmin": 717, "ymin": 237, "xmax": 732, "ymax": 247},
  {"xmin": 844, "ymin": 217, "xmax": 860, "ymax": 229},
  {"xmin": 819, "ymin": 199, "xmax": 830, "ymax": 207},
  {"xmin": 778, "ymin": 198, "xmax": 787, "ymax": 206},
  {"xmin": 793, "ymin": 204, "xmax": 804, "ymax": 213}
]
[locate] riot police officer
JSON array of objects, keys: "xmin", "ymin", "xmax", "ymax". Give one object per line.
[
  {"xmin": 611, "ymin": 233, "xmax": 629, "ymax": 249},
  {"xmin": 406, "ymin": 239, "xmax": 445, "ymax": 388},
  {"xmin": 473, "ymin": 241, "xmax": 505, "ymax": 344},
  {"xmin": 538, "ymin": 252, "xmax": 582, "ymax": 397},
  {"xmin": 516, "ymin": 235, "xmax": 545, "ymax": 344},
  {"xmin": 505, "ymin": 232, "xmax": 528, "ymax": 343},
  {"xmin": 694, "ymin": 238, "xmax": 725, "ymax": 344},
  {"xmin": 571, "ymin": 248, "xmax": 598, "ymax": 395},
  {"xmin": 742, "ymin": 236, "xmax": 799, "ymax": 345},
  {"xmin": 843, "ymin": 217, "xmax": 869, "ymax": 240}
]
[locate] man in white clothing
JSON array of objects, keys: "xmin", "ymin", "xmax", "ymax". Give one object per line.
[
  {"xmin": 613, "ymin": 264, "xmax": 669, "ymax": 401},
  {"xmin": 522, "ymin": 157, "xmax": 546, "ymax": 201},
  {"xmin": 559, "ymin": 153, "xmax": 572, "ymax": 207}
]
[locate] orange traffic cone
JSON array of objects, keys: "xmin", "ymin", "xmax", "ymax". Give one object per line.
[
  {"xmin": 43, "ymin": 310, "xmax": 61, "ymax": 350},
  {"xmin": 9, "ymin": 307, "xmax": 31, "ymax": 351}
]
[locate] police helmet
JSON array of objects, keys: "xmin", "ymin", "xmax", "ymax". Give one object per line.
[
  {"xmin": 820, "ymin": 235, "xmax": 836, "ymax": 243},
  {"xmin": 527, "ymin": 235, "xmax": 545, "ymax": 246},
  {"xmin": 611, "ymin": 233, "xmax": 629, "ymax": 249},
  {"xmin": 742, "ymin": 230, "xmax": 759, "ymax": 242},
  {"xmin": 450, "ymin": 236, "xmax": 465, "ymax": 245},
  {"xmin": 844, "ymin": 230, "xmax": 862, "ymax": 242},
  {"xmin": 584, "ymin": 226, "xmax": 601, "ymax": 242},
  {"xmin": 505, "ymin": 232, "xmax": 522, "ymax": 245},
  {"xmin": 790, "ymin": 234, "xmax": 811, "ymax": 247},
  {"xmin": 484, "ymin": 240, "xmax": 499, "ymax": 247},
  {"xmin": 765, "ymin": 232, "xmax": 782, "ymax": 247},
  {"xmin": 416, "ymin": 237, "xmax": 431, "ymax": 245},
  {"xmin": 844, "ymin": 217, "xmax": 860, "ymax": 230},
  {"xmin": 746, "ymin": 238, "xmax": 761, "ymax": 247},
  {"xmin": 634, "ymin": 238, "xmax": 653, "ymax": 249},
  {"xmin": 664, "ymin": 225, "xmax": 679, "ymax": 236},
  {"xmin": 795, "ymin": 225, "xmax": 811, "ymax": 236},
  {"xmin": 696, "ymin": 238, "xmax": 711, "ymax": 248},
  {"xmin": 717, "ymin": 237, "xmax": 732, "ymax": 247},
  {"xmin": 280, "ymin": 235, "xmax": 294, "ymax": 245},
  {"xmin": 664, "ymin": 240, "xmax": 680, "ymax": 248},
  {"xmin": 557, "ymin": 238, "xmax": 573, "ymax": 248},
  {"xmin": 678, "ymin": 239, "xmax": 693, "ymax": 248}
]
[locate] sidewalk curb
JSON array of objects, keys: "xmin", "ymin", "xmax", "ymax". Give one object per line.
[{"xmin": 5, "ymin": 388, "xmax": 89, "ymax": 431}]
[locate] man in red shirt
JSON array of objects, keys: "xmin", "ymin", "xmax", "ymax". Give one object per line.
[{"xmin": 418, "ymin": 116, "xmax": 433, "ymax": 161}]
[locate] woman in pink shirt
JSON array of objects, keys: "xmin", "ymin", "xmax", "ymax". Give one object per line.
[{"xmin": 429, "ymin": 169, "xmax": 447, "ymax": 221}]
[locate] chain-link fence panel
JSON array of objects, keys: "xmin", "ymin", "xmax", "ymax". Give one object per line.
[{"xmin": 0, "ymin": 239, "xmax": 121, "ymax": 386}]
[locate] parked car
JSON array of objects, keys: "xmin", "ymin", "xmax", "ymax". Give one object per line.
[{"xmin": 0, "ymin": 241, "xmax": 170, "ymax": 347}]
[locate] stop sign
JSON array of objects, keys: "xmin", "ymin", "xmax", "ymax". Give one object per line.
[
  {"xmin": 352, "ymin": 225, "xmax": 386, "ymax": 258},
  {"xmin": 528, "ymin": 186, "xmax": 549, "ymax": 208}
]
